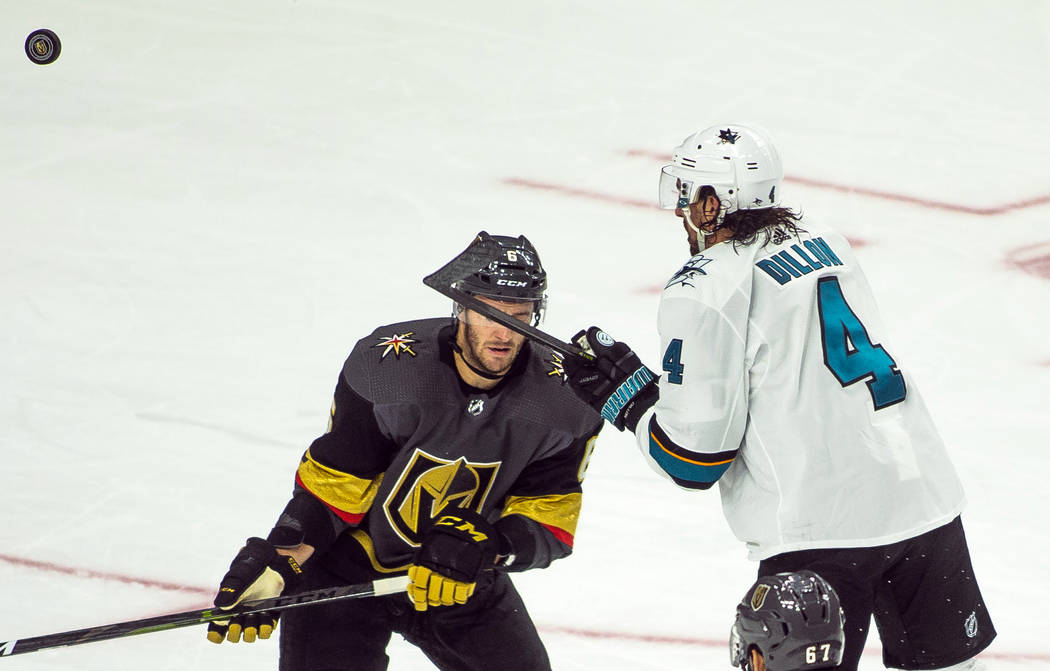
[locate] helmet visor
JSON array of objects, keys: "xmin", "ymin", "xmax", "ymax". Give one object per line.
[
  {"xmin": 658, "ymin": 161, "xmax": 735, "ymax": 210},
  {"xmin": 455, "ymin": 296, "xmax": 546, "ymax": 327}
]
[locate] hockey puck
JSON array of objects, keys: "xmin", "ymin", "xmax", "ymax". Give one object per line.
[{"xmin": 25, "ymin": 29, "xmax": 61, "ymax": 65}]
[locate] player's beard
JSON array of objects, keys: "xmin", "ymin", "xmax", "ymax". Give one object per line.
[{"xmin": 458, "ymin": 322, "xmax": 522, "ymax": 377}]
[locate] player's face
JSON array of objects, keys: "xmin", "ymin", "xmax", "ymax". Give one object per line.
[
  {"xmin": 456, "ymin": 296, "xmax": 533, "ymax": 377},
  {"xmin": 675, "ymin": 192, "xmax": 721, "ymax": 255}
]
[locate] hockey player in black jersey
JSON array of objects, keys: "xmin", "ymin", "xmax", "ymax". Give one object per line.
[{"xmin": 207, "ymin": 233, "xmax": 603, "ymax": 671}]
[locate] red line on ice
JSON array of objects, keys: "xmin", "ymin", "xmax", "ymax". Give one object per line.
[
  {"xmin": 540, "ymin": 624, "xmax": 724, "ymax": 647},
  {"xmin": 1004, "ymin": 241, "xmax": 1050, "ymax": 280},
  {"xmin": 502, "ymin": 177, "xmax": 653, "ymax": 210},
  {"xmin": 4, "ymin": 555, "xmax": 1046, "ymax": 662},
  {"xmin": 622, "ymin": 149, "xmax": 1050, "ymax": 216},
  {"xmin": 0, "ymin": 552, "xmax": 213, "ymax": 597},
  {"xmin": 501, "ymin": 177, "xmax": 869, "ymax": 250}
]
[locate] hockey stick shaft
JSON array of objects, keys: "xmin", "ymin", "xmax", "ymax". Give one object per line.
[
  {"xmin": 422, "ymin": 236, "xmax": 593, "ymax": 361},
  {"xmin": 436, "ymin": 283, "xmax": 590, "ymax": 360},
  {"xmin": 0, "ymin": 575, "xmax": 408, "ymax": 658}
]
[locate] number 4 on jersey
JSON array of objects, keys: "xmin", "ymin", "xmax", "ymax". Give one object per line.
[
  {"xmin": 662, "ymin": 338, "xmax": 685, "ymax": 384},
  {"xmin": 817, "ymin": 277, "xmax": 906, "ymax": 410}
]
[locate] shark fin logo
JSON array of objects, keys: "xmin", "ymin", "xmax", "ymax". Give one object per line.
[{"xmin": 666, "ymin": 255, "xmax": 714, "ymax": 289}]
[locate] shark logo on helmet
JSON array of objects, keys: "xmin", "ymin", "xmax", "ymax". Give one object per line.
[{"xmin": 719, "ymin": 128, "xmax": 740, "ymax": 144}]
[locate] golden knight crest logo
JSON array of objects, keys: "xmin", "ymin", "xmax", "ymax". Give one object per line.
[
  {"xmin": 750, "ymin": 584, "xmax": 771, "ymax": 611},
  {"xmin": 383, "ymin": 449, "xmax": 500, "ymax": 546}
]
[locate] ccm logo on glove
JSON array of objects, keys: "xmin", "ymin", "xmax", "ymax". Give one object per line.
[
  {"xmin": 408, "ymin": 508, "xmax": 499, "ymax": 611},
  {"xmin": 434, "ymin": 514, "xmax": 489, "ymax": 542}
]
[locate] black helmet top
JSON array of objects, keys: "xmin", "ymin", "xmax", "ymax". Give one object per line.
[
  {"xmin": 730, "ymin": 571, "xmax": 845, "ymax": 671},
  {"xmin": 454, "ymin": 232, "xmax": 547, "ymax": 304}
]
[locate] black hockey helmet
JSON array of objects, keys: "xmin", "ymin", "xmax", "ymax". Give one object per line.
[
  {"xmin": 729, "ymin": 571, "xmax": 845, "ymax": 671},
  {"xmin": 453, "ymin": 232, "xmax": 547, "ymax": 324}
]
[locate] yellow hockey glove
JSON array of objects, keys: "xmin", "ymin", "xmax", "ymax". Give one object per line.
[{"xmin": 407, "ymin": 509, "xmax": 498, "ymax": 612}]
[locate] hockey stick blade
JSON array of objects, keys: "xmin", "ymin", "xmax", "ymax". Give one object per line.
[
  {"xmin": 0, "ymin": 575, "xmax": 409, "ymax": 658},
  {"xmin": 422, "ymin": 235, "xmax": 593, "ymax": 361}
]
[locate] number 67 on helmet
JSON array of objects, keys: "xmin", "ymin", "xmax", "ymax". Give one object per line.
[{"xmin": 730, "ymin": 571, "xmax": 844, "ymax": 671}]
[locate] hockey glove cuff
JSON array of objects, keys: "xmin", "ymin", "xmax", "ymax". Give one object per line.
[
  {"xmin": 408, "ymin": 508, "xmax": 499, "ymax": 611},
  {"xmin": 207, "ymin": 537, "xmax": 303, "ymax": 644},
  {"xmin": 563, "ymin": 326, "xmax": 658, "ymax": 432}
]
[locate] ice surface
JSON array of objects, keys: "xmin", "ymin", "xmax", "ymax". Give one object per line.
[{"xmin": 2, "ymin": 2, "xmax": 1049, "ymax": 669}]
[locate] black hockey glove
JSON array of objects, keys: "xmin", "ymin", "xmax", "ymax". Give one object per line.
[
  {"xmin": 563, "ymin": 326, "xmax": 658, "ymax": 432},
  {"xmin": 206, "ymin": 537, "xmax": 303, "ymax": 644},
  {"xmin": 408, "ymin": 508, "xmax": 500, "ymax": 612}
]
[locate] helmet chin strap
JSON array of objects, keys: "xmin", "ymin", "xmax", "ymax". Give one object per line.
[
  {"xmin": 683, "ymin": 204, "xmax": 720, "ymax": 252},
  {"xmin": 680, "ymin": 207, "xmax": 702, "ymax": 252}
]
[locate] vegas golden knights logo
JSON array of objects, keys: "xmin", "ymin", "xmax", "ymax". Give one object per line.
[
  {"xmin": 750, "ymin": 584, "xmax": 771, "ymax": 611},
  {"xmin": 383, "ymin": 449, "xmax": 500, "ymax": 546}
]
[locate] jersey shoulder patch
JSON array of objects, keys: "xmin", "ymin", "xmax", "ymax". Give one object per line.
[
  {"xmin": 665, "ymin": 254, "xmax": 715, "ymax": 289},
  {"xmin": 344, "ymin": 317, "xmax": 452, "ymax": 402},
  {"xmin": 359, "ymin": 318, "xmax": 447, "ymax": 362},
  {"xmin": 516, "ymin": 345, "xmax": 603, "ymax": 431},
  {"xmin": 372, "ymin": 331, "xmax": 419, "ymax": 359}
]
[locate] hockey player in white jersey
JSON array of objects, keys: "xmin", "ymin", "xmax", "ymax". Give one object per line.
[{"xmin": 563, "ymin": 124, "xmax": 994, "ymax": 671}]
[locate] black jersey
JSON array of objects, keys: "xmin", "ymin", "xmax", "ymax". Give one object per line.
[{"xmin": 276, "ymin": 317, "xmax": 603, "ymax": 575}]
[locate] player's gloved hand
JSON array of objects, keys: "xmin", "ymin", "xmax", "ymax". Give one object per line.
[
  {"xmin": 206, "ymin": 537, "xmax": 303, "ymax": 644},
  {"xmin": 563, "ymin": 326, "xmax": 658, "ymax": 432},
  {"xmin": 408, "ymin": 508, "xmax": 499, "ymax": 612}
]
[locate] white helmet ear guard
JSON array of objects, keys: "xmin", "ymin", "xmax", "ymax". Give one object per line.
[{"xmin": 658, "ymin": 124, "xmax": 783, "ymax": 221}]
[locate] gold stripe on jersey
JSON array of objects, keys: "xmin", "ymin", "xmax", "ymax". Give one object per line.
[
  {"xmin": 501, "ymin": 492, "xmax": 582, "ymax": 538},
  {"xmin": 349, "ymin": 530, "xmax": 411, "ymax": 574},
  {"xmin": 651, "ymin": 431, "xmax": 735, "ymax": 466},
  {"xmin": 296, "ymin": 449, "xmax": 384, "ymax": 523},
  {"xmin": 647, "ymin": 416, "xmax": 736, "ymax": 488}
]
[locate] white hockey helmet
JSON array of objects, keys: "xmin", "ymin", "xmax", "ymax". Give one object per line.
[{"xmin": 658, "ymin": 124, "xmax": 783, "ymax": 223}]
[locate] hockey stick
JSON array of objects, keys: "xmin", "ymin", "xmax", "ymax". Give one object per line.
[
  {"xmin": 422, "ymin": 233, "xmax": 593, "ymax": 361},
  {"xmin": 0, "ymin": 575, "xmax": 409, "ymax": 658}
]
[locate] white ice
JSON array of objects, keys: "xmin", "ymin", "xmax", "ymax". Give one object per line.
[{"xmin": 2, "ymin": 2, "xmax": 1049, "ymax": 669}]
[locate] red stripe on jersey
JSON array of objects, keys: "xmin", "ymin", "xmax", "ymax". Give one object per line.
[
  {"xmin": 542, "ymin": 523, "xmax": 575, "ymax": 548},
  {"xmin": 295, "ymin": 472, "xmax": 366, "ymax": 525}
]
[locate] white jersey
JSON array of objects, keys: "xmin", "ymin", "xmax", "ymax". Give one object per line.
[{"xmin": 632, "ymin": 222, "xmax": 965, "ymax": 560}]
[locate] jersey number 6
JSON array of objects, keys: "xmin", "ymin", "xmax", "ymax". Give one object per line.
[{"xmin": 817, "ymin": 276, "xmax": 906, "ymax": 410}]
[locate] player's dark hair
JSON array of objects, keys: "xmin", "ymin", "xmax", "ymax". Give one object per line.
[{"xmin": 722, "ymin": 206, "xmax": 806, "ymax": 248}]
